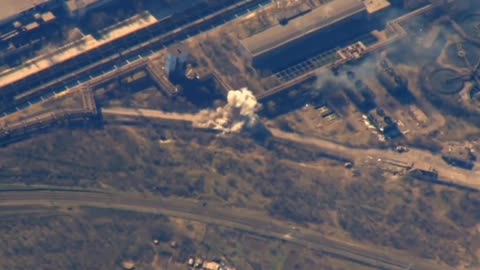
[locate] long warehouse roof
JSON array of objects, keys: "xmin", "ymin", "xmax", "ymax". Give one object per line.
[
  {"xmin": 240, "ymin": 0, "xmax": 366, "ymax": 58},
  {"xmin": 0, "ymin": 0, "xmax": 51, "ymax": 23},
  {"xmin": 0, "ymin": 12, "xmax": 159, "ymax": 89}
]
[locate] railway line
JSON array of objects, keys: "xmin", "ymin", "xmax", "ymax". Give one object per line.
[
  {"xmin": 0, "ymin": 0, "xmax": 270, "ymax": 115},
  {"xmin": 0, "ymin": 188, "xmax": 450, "ymax": 270}
]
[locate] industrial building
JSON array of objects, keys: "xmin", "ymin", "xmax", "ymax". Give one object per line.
[
  {"xmin": 0, "ymin": 0, "xmax": 59, "ymax": 67},
  {"xmin": 64, "ymin": 0, "xmax": 115, "ymax": 17},
  {"xmin": 0, "ymin": 0, "xmax": 57, "ymax": 42},
  {"xmin": 164, "ymin": 43, "xmax": 192, "ymax": 80},
  {"xmin": 0, "ymin": 0, "xmax": 118, "ymax": 27},
  {"xmin": 0, "ymin": 10, "xmax": 56, "ymax": 46},
  {"xmin": 0, "ymin": 11, "xmax": 159, "ymax": 91},
  {"xmin": 240, "ymin": 0, "xmax": 390, "ymax": 70},
  {"xmin": 0, "ymin": 0, "xmax": 54, "ymax": 26},
  {"xmin": 160, "ymin": 44, "xmax": 228, "ymax": 107}
]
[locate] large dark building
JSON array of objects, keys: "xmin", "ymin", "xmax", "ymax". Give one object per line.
[{"xmin": 240, "ymin": 0, "xmax": 378, "ymax": 70}]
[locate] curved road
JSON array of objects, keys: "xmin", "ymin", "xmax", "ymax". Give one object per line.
[{"xmin": 0, "ymin": 188, "xmax": 449, "ymax": 270}]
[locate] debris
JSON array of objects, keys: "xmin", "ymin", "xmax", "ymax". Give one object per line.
[
  {"xmin": 396, "ymin": 145, "xmax": 409, "ymax": 153},
  {"xmin": 122, "ymin": 260, "xmax": 136, "ymax": 270}
]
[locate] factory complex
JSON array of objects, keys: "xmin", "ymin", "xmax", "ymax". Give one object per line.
[
  {"xmin": 0, "ymin": 0, "xmax": 447, "ymax": 141},
  {"xmin": 0, "ymin": 0, "xmax": 478, "ymax": 192},
  {"xmin": 0, "ymin": 0, "xmax": 429, "ymax": 103},
  {"xmin": 1, "ymin": 0, "xmax": 480, "ymax": 268}
]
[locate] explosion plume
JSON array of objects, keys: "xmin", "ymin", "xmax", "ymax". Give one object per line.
[{"xmin": 193, "ymin": 88, "xmax": 261, "ymax": 133}]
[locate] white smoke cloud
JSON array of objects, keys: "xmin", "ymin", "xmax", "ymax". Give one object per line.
[{"xmin": 192, "ymin": 88, "xmax": 262, "ymax": 133}]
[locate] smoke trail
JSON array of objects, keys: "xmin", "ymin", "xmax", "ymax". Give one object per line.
[{"xmin": 192, "ymin": 88, "xmax": 262, "ymax": 133}]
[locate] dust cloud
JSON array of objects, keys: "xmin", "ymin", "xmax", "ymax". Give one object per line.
[
  {"xmin": 192, "ymin": 88, "xmax": 262, "ymax": 133},
  {"xmin": 312, "ymin": 0, "xmax": 472, "ymax": 93}
]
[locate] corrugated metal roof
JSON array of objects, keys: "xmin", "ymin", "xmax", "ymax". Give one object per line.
[
  {"xmin": 241, "ymin": 0, "xmax": 366, "ymax": 58},
  {"xmin": 0, "ymin": 0, "xmax": 51, "ymax": 23}
]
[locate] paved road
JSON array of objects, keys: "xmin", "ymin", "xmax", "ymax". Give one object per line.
[
  {"xmin": 0, "ymin": 188, "xmax": 449, "ymax": 270},
  {"xmin": 101, "ymin": 107, "xmax": 480, "ymax": 191},
  {"xmin": 102, "ymin": 107, "xmax": 196, "ymax": 122}
]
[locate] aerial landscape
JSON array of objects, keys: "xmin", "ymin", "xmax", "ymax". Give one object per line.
[{"xmin": 0, "ymin": 0, "xmax": 479, "ymax": 269}]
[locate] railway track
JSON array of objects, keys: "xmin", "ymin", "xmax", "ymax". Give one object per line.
[
  {"xmin": 0, "ymin": 188, "xmax": 450, "ymax": 270},
  {"xmin": 1, "ymin": 0, "xmax": 270, "ymax": 115}
]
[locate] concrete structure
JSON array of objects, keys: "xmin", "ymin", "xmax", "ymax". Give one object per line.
[
  {"xmin": 165, "ymin": 43, "xmax": 191, "ymax": 79},
  {"xmin": 0, "ymin": 0, "xmax": 265, "ymax": 109},
  {"xmin": 276, "ymin": 3, "xmax": 311, "ymax": 25},
  {"xmin": 337, "ymin": 41, "xmax": 367, "ymax": 61},
  {"xmin": 363, "ymin": 0, "xmax": 391, "ymax": 14},
  {"xmin": 0, "ymin": 0, "xmax": 57, "ymax": 49},
  {"xmin": 64, "ymin": 0, "xmax": 115, "ymax": 17},
  {"xmin": 0, "ymin": 85, "xmax": 97, "ymax": 145},
  {"xmin": 240, "ymin": 0, "xmax": 369, "ymax": 70},
  {"xmin": 0, "ymin": 0, "xmax": 52, "ymax": 25},
  {"xmin": 147, "ymin": 60, "xmax": 181, "ymax": 96}
]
